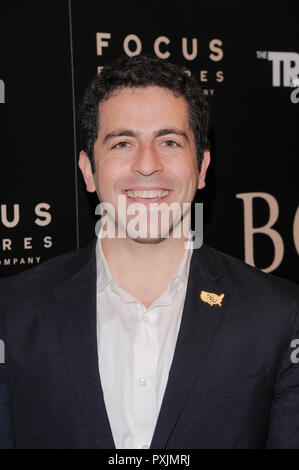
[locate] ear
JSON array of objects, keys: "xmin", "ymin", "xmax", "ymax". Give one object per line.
[
  {"xmin": 78, "ymin": 151, "xmax": 96, "ymax": 193},
  {"xmin": 197, "ymin": 150, "xmax": 211, "ymax": 190}
]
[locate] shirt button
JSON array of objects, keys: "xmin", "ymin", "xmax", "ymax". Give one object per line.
[
  {"xmin": 139, "ymin": 377, "xmax": 148, "ymax": 387},
  {"xmin": 142, "ymin": 314, "xmax": 150, "ymax": 324},
  {"xmin": 142, "ymin": 445, "xmax": 149, "ymax": 449}
]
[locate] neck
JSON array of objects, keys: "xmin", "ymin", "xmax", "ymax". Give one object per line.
[
  {"xmin": 103, "ymin": 232, "xmax": 188, "ymax": 271},
  {"xmin": 100, "ymin": 224, "xmax": 191, "ymax": 302}
]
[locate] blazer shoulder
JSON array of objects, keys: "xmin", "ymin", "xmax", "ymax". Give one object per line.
[
  {"xmin": 0, "ymin": 239, "xmax": 96, "ymax": 305},
  {"xmin": 200, "ymin": 243, "xmax": 299, "ymax": 304}
]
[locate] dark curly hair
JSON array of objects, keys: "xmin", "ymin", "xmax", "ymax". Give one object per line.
[{"xmin": 79, "ymin": 55, "xmax": 210, "ymax": 172}]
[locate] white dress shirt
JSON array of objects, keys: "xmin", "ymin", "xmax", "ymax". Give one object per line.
[{"xmin": 96, "ymin": 233, "xmax": 193, "ymax": 449}]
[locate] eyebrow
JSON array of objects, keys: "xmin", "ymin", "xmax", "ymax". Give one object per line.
[{"xmin": 102, "ymin": 128, "xmax": 189, "ymax": 145}]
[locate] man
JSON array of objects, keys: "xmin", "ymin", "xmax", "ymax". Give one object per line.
[{"xmin": 0, "ymin": 56, "xmax": 299, "ymax": 449}]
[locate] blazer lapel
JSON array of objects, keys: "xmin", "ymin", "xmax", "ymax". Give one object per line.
[
  {"xmin": 53, "ymin": 239, "xmax": 115, "ymax": 449},
  {"xmin": 150, "ymin": 244, "xmax": 229, "ymax": 449}
]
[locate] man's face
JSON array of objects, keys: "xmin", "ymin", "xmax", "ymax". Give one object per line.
[{"xmin": 79, "ymin": 86, "xmax": 210, "ymax": 242}]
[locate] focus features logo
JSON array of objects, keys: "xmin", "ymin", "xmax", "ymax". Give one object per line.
[
  {"xmin": 0, "ymin": 79, "xmax": 5, "ymax": 104},
  {"xmin": 0, "ymin": 202, "xmax": 53, "ymax": 268},
  {"xmin": 256, "ymin": 51, "xmax": 299, "ymax": 103},
  {"xmin": 96, "ymin": 33, "xmax": 224, "ymax": 96}
]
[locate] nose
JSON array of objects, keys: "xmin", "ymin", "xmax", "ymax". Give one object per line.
[{"xmin": 131, "ymin": 143, "xmax": 163, "ymax": 176}]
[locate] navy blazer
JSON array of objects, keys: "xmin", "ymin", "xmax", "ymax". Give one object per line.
[{"xmin": 0, "ymin": 239, "xmax": 299, "ymax": 449}]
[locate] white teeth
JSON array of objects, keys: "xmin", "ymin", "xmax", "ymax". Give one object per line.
[{"xmin": 126, "ymin": 190, "xmax": 169, "ymax": 199}]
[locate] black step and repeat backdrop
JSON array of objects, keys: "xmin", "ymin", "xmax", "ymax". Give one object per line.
[{"xmin": 0, "ymin": 0, "xmax": 298, "ymax": 282}]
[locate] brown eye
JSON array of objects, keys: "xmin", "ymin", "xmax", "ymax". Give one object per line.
[
  {"xmin": 113, "ymin": 142, "xmax": 129, "ymax": 149},
  {"xmin": 164, "ymin": 140, "xmax": 179, "ymax": 147}
]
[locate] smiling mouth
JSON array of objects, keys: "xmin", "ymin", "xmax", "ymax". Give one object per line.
[{"xmin": 125, "ymin": 189, "xmax": 170, "ymax": 199}]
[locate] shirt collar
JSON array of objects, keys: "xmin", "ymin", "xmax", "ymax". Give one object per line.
[{"xmin": 96, "ymin": 228, "xmax": 113, "ymax": 295}]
